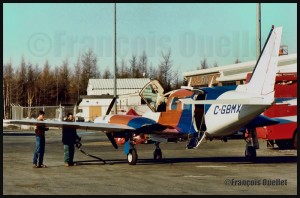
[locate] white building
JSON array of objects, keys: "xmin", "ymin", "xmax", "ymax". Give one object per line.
[{"xmin": 78, "ymin": 78, "xmax": 150, "ymax": 121}]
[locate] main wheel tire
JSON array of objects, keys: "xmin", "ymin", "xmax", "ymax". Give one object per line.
[
  {"xmin": 127, "ymin": 148, "xmax": 138, "ymax": 165},
  {"xmin": 245, "ymin": 146, "xmax": 256, "ymax": 161},
  {"xmin": 153, "ymin": 149, "xmax": 162, "ymax": 161}
]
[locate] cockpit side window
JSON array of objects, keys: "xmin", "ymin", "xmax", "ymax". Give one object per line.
[
  {"xmin": 139, "ymin": 80, "xmax": 164, "ymax": 112},
  {"xmin": 170, "ymin": 97, "xmax": 179, "ymax": 110}
]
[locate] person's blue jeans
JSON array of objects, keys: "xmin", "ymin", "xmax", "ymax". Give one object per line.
[
  {"xmin": 64, "ymin": 144, "xmax": 75, "ymax": 164},
  {"xmin": 33, "ymin": 136, "xmax": 45, "ymax": 165}
]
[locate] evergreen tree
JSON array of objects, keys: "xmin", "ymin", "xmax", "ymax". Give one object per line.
[{"xmin": 81, "ymin": 49, "xmax": 100, "ymax": 95}]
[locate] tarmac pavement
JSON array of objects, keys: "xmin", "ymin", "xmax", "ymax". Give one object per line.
[{"xmin": 3, "ymin": 129, "xmax": 297, "ymax": 195}]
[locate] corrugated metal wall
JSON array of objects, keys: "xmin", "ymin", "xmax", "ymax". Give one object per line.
[{"xmin": 87, "ymin": 78, "xmax": 150, "ymax": 95}]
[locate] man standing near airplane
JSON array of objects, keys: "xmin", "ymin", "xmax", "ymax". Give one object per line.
[
  {"xmin": 62, "ymin": 113, "xmax": 81, "ymax": 167},
  {"xmin": 33, "ymin": 110, "xmax": 48, "ymax": 168}
]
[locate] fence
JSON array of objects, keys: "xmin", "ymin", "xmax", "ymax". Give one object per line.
[
  {"xmin": 11, "ymin": 105, "xmax": 77, "ymax": 120},
  {"xmin": 10, "ymin": 104, "xmax": 149, "ymax": 122}
]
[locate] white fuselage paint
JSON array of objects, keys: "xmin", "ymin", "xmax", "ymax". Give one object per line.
[
  {"xmin": 204, "ymin": 90, "xmax": 270, "ymax": 137},
  {"xmin": 142, "ymin": 110, "xmax": 161, "ymax": 122}
]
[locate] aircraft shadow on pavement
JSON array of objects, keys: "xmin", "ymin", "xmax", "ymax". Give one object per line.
[
  {"xmin": 74, "ymin": 156, "xmax": 297, "ymax": 166},
  {"xmin": 74, "ymin": 160, "xmax": 106, "ymax": 166},
  {"xmin": 3, "ymin": 132, "xmax": 35, "ymax": 136}
]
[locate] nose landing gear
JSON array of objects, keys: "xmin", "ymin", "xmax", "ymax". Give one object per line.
[
  {"xmin": 127, "ymin": 147, "xmax": 138, "ymax": 165},
  {"xmin": 126, "ymin": 141, "xmax": 163, "ymax": 165}
]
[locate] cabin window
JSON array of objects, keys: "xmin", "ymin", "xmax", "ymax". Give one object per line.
[
  {"xmin": 183, "ymin": 104, "xmax": 192, "ymax": 110},
  {"xmin": 170, "ymin": 97, "xmax": 179, "ymax": 110}
]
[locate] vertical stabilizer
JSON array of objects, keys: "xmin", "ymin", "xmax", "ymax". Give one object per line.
[{"xmin": 246, "ymin": 26, "xmax": 282, "ymax": 96}]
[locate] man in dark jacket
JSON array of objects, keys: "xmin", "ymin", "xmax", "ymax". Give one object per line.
[
  {"xmin": 62, "ymin": 113, "xmax": 81, "ymax": 167},
  {"xmin": 33, "ymin": 110, "xmax": 49, "ymax": 168}
]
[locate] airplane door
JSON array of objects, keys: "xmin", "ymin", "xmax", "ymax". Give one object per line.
[{"xmin": 193, "ymin": 93, "xmax": 207, "ymax": 132}]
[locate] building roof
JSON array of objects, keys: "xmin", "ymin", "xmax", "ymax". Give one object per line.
[
  {"xmin": 183, "ymin": 53, "xmax": 297, "ymax": 82},
  {"xmin": 87, "ymin": 78, "xmax": 150, "ymax": 96},
  {"xmin": 80, "ymin": 95, "xmax": 115, "ymax": 99}
]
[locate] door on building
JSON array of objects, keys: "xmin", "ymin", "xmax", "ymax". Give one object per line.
[{"xmin": 89, "ymin": 106, "xmax": 102, "ymax": 121}]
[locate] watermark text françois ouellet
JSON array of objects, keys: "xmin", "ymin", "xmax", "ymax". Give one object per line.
[{"xmin": 224, "ymin": 178, "xmax": 288, "ymax": 187}]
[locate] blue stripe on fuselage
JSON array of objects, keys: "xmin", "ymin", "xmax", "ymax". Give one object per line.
[
  {"xmin": 127, "ymin": 117, "xmax": 157, "ymax": 129},
  {"xmin": 177, "ymin": 108, "xmax": 197, "ymax": 134},
  {"xmin": 201, "ymin": 85, "xmax": 238, "ymax": 114}
]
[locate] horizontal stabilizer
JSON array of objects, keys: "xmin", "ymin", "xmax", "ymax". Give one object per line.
[
  {"xmin": 272, "ymin": 116, "xmax": 297, "ymax": 124},
  {"xmin": 180, "ymin": 97, "xmax": 270, "ymax": 105},
  {"xmin": 244, "ymin": 115, "xmax": 280, "ymax": 128},
  {"xmin": 242, "ymin": 115, "xmax": 296, "ymax": 129}
]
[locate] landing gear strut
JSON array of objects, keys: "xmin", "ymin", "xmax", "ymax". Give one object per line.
[
  {"xmin": 126, "ymin": 141, "xmax": 164, "ymax": 165},
  {"xmin": 245, "ymin": 128, "xmax": 259, "ymax": 161}
]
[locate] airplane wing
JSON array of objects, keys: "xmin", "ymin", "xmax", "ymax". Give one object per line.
[
  {"xmin": 5, "ymin": 119, "xmax": 135, "ymax": 132},
  {"xmin": 5, "ymin": 119, "xmax": 172, "ymax": 135},
  {"xmin": 180, "ymin": 97, "xmax": 270, "ymax": 105},
  {"xmin": 5, "ymin": 118, "xmax": 170, "ymax": 150}
]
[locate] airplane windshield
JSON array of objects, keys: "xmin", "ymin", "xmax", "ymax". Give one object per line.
[
  {"xmin": 142, "ymin": 85, "xmax": 158, "ymax": 111},
  {"xmin": 139, "ymin": 80, "xmax": 164, "ymax": 112}
]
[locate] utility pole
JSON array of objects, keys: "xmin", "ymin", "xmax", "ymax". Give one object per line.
[
  {"xmin": 3, "ymin": 84, "xmax": 5, "ymax": 119},
  {"xmin": 113, "ymin": 2, "xmax": 117, "ymax": 115},
  {"xmin": 256, "ymin": 3, "xmax": 261, "ymax": 59},
  {"xmin": 56, "ymin": 69, "xmax": 58, "ymax": 105}
]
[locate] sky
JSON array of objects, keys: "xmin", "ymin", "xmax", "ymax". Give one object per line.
[{"xmin": 3, "ymin": 3, "xmax": 297, "ymax": 77}]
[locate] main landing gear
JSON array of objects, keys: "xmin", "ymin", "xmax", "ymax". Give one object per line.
[
  {"xmin": 126, "ymin": 141, "xmax": 163, "ymax": 165},
  {"xmin": 153, "ymin": 142, "xmax": 162, "ymax": 161},
  {"xmin": 244, "ymin": 128, "xmax": 259, "ymax": 161}
]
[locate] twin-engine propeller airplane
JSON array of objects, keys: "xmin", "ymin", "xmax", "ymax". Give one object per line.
[{"xmin": 6, "ymin": 26, "xmax": 283, "ymax": 165}]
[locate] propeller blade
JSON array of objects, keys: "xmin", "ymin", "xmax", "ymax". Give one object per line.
[
  {"xmin": 105, "ymin": 97, "xmax": 117, "ymax": 115},
  {"xmin": 104, "ymin": 97, "xmax": 118, "ymax": 149},
  {"xmin": 106, "ymin": 133, "xmax": 118, "ymax": 149}
]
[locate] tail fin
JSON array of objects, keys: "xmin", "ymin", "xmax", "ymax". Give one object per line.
[{"xmin": 245, "ymin": 26, "xmax": 282, "ymax": 96}]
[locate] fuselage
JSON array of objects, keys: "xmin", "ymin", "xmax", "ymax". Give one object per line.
[{"xmin": 97, "ymin": 86, "xmax": 271, "ymax": 138}]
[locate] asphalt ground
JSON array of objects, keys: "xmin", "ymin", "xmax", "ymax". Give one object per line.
[{"xmin": 3, "ymin": 129, "xmax": 297, "ymax": 195}]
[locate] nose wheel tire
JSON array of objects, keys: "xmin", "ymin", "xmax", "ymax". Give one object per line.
[{"xmin": 127, "ymin": 148, "xmax": 138, "ymax": 165}]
